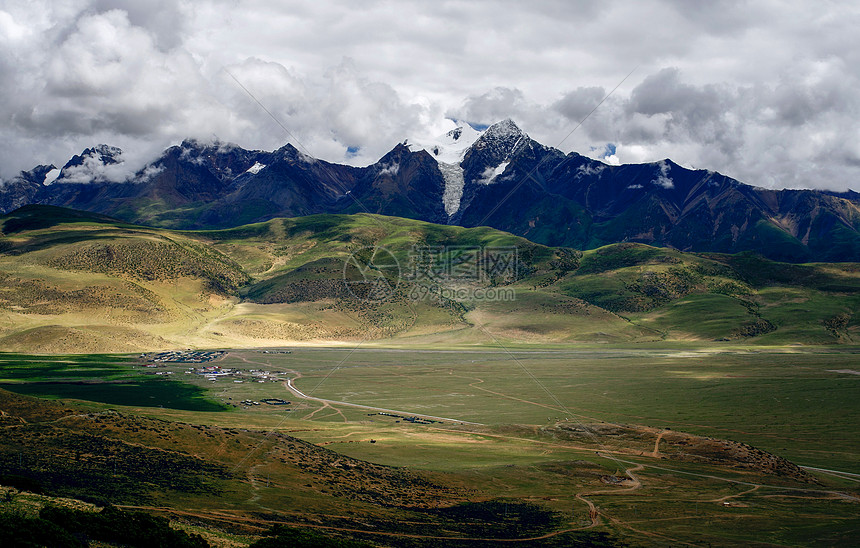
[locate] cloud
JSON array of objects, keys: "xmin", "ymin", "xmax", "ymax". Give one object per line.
[
  {"xmin": 92, "ymin": 0, "xmax": 186, "ymax": 50},
  {"xmin": 547, "ymin": 59, "xmax": 860, "ymax": 190},
  {"xmin": 553, "ymin": 87, "xmax": 606, "ymax": 122},
  {"xmin": 137, "ymin": 163, "xmax": 165, "ymax": 181},
  {"xmin": 651, "ymin": 160, "xmax": 674, "ymax": 189},
  {"xmin": 377, "ymin": 162, "xmax": 399, "ymax": 177},
  {"xmin": 0, "ymin": 0, "xmax": 858, "ymax": 192},
  {"xmin": 321, "ymin": 59, "xmax": 426, "ymax": 160},
  {"xmin": 576, "ymin": 164, "xmax": 605, "ymax": 177},
  {"xmin": 56, "ymin": 146, "xmax": 129, "ymax": 184},
  {"xmin": 449, "ymin": 87, "xmax": 534, "ymax": 129}
]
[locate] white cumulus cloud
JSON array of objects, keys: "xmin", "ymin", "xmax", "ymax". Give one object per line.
[{"xmin": 0, "ymin": 0, "xmax": 857, "ymax": 192}]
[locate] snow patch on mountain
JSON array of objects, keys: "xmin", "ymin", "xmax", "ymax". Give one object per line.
[
  {"xmin": 246, "ymin": 162, "xmax": 266, "ymax": 174},
  {"xmin": 468, "ymin": 119, "xmax": 529, "ymax": 182},
  {"xmin": 478, "ymin": 161, "xmax": 509, "ymax": 185},
  {"xmin": 406, "ymin": 123, "xmax": 481, "ymax": 165},
  {"xmin": 439, "ymin": 161, "xmax": 466, "ymax": 216},
  {"xmin": 407, "ymin": 123, "xmax": 482, "ymax": 216},
  {"xmin": 408, "ymin": 120, "xmax": 531, "ymax": 215},
  {"xmin": 43, "ymin": 167, "xmax": 60, "ymax": 185}
]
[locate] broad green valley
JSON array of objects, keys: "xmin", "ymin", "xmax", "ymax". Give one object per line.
[{"xmin": 1, "ymin": 206, "xmax": 858, "ymax": 546}]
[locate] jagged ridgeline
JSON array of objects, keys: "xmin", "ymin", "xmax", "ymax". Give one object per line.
[
  {"xmin": 2, "ymin": 120, "xmax": 860, "ymax": 263},
  {"xmin": 0, "ymin": 205, "xmax": 858, "ymax": 352}
]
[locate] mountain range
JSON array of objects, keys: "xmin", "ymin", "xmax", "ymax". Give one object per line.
[{"xmin": 2, "ymin": 119, "xmax": 859, "ymax": 262}]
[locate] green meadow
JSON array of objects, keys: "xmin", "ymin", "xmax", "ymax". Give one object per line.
[
  {"xmin": 185, "ymin": 347, "xmax": 859, "ymax": 472},
  {"xmin": 0, "ymin": 353, "xmax": 227, "ymax": 412},
  {"xmin": 1, "ymin": 208, "xmax": 859, "ymax": 545},
  {"xmin": 1, "ymin": 347, "xmax": 859, "ymax": 546}
]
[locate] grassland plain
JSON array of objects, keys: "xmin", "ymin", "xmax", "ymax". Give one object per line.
[
  {"xmin": 2, "ymin": 206, "xmax": 860, "ymax": 545},
  {"xmin": 1, "ymin": 348, "xmax": 858, "ymax": 546},
  {"xmin": 0, "ymin": 353, "xmax": 227, "ymax": 411}
]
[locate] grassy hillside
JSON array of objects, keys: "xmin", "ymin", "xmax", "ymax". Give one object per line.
[
  {"xmin": 0, "ymin": 206, "xmax": 858, "ymax": 352},
  {"xmin": 0, "ymin": 386, "xmax": 632, "ymax": 545},
  {"xmin": 558, "ymin": 244, "xmax": 860, "ymax": 344}
]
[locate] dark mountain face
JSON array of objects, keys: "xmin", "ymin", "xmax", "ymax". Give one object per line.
[
  {"xmin": 0, "ymin": 141, "xmax": 364, "ymax": 229},
  {"xmin": 0, "ymin": 165, "xmax": 57, "ymax": 212},
  {"xmin": 2, "ymin": 121, "xmax": 859, "ymax": 261},
  {"xmin": 201, "ymin": 144, "xmax": 363, "ymax": 228},
  {"xmin": 342, "ymin": 144, "xmax": 448, "ymax": 224},
  {"xmin": 454, "ymin": 129, "xmax": 568, "ymax": 228}
]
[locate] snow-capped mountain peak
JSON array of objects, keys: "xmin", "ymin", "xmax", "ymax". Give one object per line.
[
  {"xmin": 406, "ymin": 122, "xmax": 482, "ymax": 165},
  {"xmin": 56, "ymin": 145, "xmax": 124, "ymax": 184},
  {"xmin": 470, "ymin": 118, "xmax": 527, "ymax": 158},
  {"xmin": 482, "ymin": 118, "xmax": 525, "ymax": 141},
  {"xmin": 407, "ymin": 123, "xmax": 484, "ymax": 217},
  {"xmin": 406, "ymin": 120, "xmax": 530, "ymax": 217}
]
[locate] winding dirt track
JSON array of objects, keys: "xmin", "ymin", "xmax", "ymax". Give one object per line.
[
  {"xmin": 452, "ymin": 373, "xmax": 566, "ymax": 413},
  {"xmin": 651, "ymin": 429, "xmax": 667, "ymax": 458},
  {"xmin": 283, "ymin": 378, "xmax": 485, "ymax": 425}
]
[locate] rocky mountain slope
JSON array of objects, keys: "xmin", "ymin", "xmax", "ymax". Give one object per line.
[{"xmin": 2, "ymin": 121, "xmax": 859, "ymax": 262}]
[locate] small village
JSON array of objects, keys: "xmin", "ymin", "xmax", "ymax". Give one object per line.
[
  {"xmin": 136, "ymin": 350, "xmax": 285, "ymax": 384},
  {"xmin": 134, "ymin": 351, "xmax": 296, "ymax": 410},
  {"xmin": 185, "ymin": 365, "xmax": 283, "ymax": 384},
  {"xmin": 140, "ymin": 350, "xmax": 227, "ymax": 364},
  {"xmin": 130, "ymin": 351, "xmax": 453, "ymax": 426}
]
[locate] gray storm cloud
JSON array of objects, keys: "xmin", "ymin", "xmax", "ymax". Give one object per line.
[{"xmin": 0, "ymin": 0, "xmax": 858, "ymax": 191}]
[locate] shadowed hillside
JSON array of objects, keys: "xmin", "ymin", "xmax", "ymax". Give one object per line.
[{"xmin": 0, "ymin": 205, "xmax": 857, "ymax": 352}]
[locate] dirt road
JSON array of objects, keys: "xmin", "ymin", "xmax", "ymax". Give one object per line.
[{"xmin": 283, "ymin": 378, "xmax": 484, "ymax": 425}]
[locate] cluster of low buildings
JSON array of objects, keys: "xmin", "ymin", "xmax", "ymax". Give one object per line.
[
  {"xmin": 237, "ymin": 398, "xmax": 291, "ymax": 409},
  {"xmin": 188, "ymin": 365, "xmax": 234, "ymax": 381},
  {"xmin": 133, "ymin": 350, "xmax": 300, "ymax": 412},
  {"xmin": 246, "ymin": 369, "xmax": 279, "ymax": 383},
  {"xmin": 183, "ymin": 365, "xmax": 283, "ymax": 384},
  {"xmin": 141, "ymin": 350, "xmax": 227, "ymax": 364},
  {"xmin": 140, "ymin": 370, "xmax": 174, "ymax": 376}
]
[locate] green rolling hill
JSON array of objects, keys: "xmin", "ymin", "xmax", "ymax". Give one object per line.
[{"xmin": 0, "ymin": 205, "xmax": 857, "ymax": 353}]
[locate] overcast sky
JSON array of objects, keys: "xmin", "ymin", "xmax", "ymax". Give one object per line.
[{"xmin": 1, "ymin": 0, "xmax": 858, "ymax": 190}]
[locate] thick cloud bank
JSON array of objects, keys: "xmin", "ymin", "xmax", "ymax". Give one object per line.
[{"xmin": 1, "ymin": 0, "xmax": 858, "ymax": 190}]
